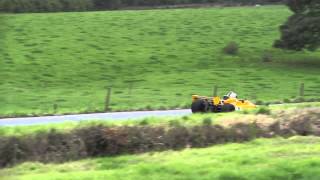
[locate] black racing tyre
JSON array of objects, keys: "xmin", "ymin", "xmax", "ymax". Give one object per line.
[
  {"xmin": 221, "ymin": 104, "xmax": 235, "ymax": 112},
  {"xmin": 191, "ymin": 99, "xmax": 209, "ymax": 113}
]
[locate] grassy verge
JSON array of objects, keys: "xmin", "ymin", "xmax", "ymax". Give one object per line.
[
  {"xmin": 1, "ymin": 136, "xmax": 320, "ymax": 180},
  {"xmin": 1, "ymin": 5, "xmax": 320, "ymax": 116},
  {"xmin": 1, "ymin": 102, "xmax": 319, "ymax": 137}
]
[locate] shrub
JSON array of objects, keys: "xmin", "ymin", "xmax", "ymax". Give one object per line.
[
  {"xmin": 169, "ymin": 120, "xmax": 181, "ymax": 127},
  {"xmin": 283, "ymin": 98, "xmax": 291, "ymax": 103},
  {"xmin": 277, "ymin": 108, "xmax": 320, "ymax": 136},
  {"xmin": 0, "ymin": 108, "xmax": 319, "ymax": 168},
  {"xmin": 270, "ymin": 100, "xmax": 282, "ymax": 104},
  {"xmin": 202, "ymin": 118, "xmax": 212, "ymax": 126},
  {"xmin": 306, "ymin": 98, "xmax": 319, "ymax": 102},
  {"xmin": 256, "ymin": 107, "xmax": 271, "ymax": 115},
  {"xmin": 0, "ymin": 137, "xmax": 30, "ymax": 167},
  {"xmin": 164, "ymin": 126, "xmax": 189, "ymax": 149},
  {"xmin": 188, "ymin": 126, "xmax": 207, "ymax": 147},
  {"xmin": 223, "ymin": 42, "xmax": 239, "ymax": 55},
  {"xmin": 241, "ymin": 110, "xmax": 249, "ymax": 114},
  {"xmin": 33, "ymin": 129, "xmax": 87, "ymax": 163},
  {"xmin": 145, "ymin": 105, "xmax": 153, "ymax": 111},
  {"xmin": 292, "ymin": 97, "xmax": 305, "ymax": 103},
  {"xmin": 182, "ymin": 116, "xmax": 189, "ymax": 121},
  {"xmin": 158, "ymin": 106, "xmax": 167, "ymax": 110},
  {"xmin": 226, "ymin": 123, "xmax": 256, "ymax": 142},
  {"xmin": 139, "ymin": 119, "xmax": 149, "ymax": 125},
  {"xmin": 188, "ymin": 125, "xmax": 227, "ymax": 147},
  {"xmin": 126, "ymin": 126, "xmax": 166, "ymax": 152},
  {"xmin": 255, "ymin": 100, "xmax": 264, "ymax": 105},
  {"xmin": 261, "ymin": 51, "xmax": 273, "ymax": 62}
]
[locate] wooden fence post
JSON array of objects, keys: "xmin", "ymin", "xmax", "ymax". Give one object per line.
[
  {"xmin": 128, "ymin": 82, "xmax": 133, "ymax": 96},
  {"xmin": 299, "ymin": 83, "xmax": 304, "ymax": 97},
  {"xmin": 213, "ymin": 85, "xmax": 218, "ymax": 97},
  {"xmin": 105, "ymin": 87, "xmax": 112, "ymax": 111},
  {"xmin": 53, "ymin": 104, "xmax": 58, "ymax": 114}
]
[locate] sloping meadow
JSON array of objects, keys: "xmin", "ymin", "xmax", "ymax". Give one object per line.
[
  {"xmin": 2, "ymin": 6, "xmax": 320, "ymax": 117},
  {"xmin": 0, "ymin": 107, "xmax": 319, "ymax": 168}
]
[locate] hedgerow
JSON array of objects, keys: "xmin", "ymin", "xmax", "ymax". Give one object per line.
[{"xmin": 0, "ymin": 108, "xmax": 319, "ymax": 168}]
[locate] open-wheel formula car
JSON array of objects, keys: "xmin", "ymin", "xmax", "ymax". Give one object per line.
[{"xmin": 191, "ymin": 91, "xmax": 256, "ymax": 113}]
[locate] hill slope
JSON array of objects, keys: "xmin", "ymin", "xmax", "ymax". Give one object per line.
[{"xmin": 1, "ymin": 6, "xmax": 320, "ymax": 116}]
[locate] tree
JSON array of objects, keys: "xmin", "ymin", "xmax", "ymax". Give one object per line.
[{"xmin": 274, "ymin": 0, "xmax": 320, "ymax": 51}]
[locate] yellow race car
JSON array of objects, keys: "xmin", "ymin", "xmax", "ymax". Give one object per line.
[{"xmin": 191, "ymin": 91, "xmax": 256, "ymax": 113}]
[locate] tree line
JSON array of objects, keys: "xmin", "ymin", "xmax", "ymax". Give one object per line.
[{"xmin": 0, "ymin": 0, "xmax": 285, "ymax": 13}]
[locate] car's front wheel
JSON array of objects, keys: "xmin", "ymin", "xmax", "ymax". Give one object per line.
[{"xmin": 191, "ymin": 99, "xmax": 209, "ymax": 113}]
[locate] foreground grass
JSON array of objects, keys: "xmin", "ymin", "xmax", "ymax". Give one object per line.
[
  {"xmin": 1, "ymin": 102, "xmax": 319, "ymax": 137},
  {"xmin": 1, "ymin": 136, "xmax": 320, "ymax": 180},
  {"xmin": 1, "ymin": 6, "xmax": 320, "ymax": 116}
]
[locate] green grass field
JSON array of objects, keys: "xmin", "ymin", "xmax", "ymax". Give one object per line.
[
  {"xmin": 1, "ymin": 5, "xmax": 320, "ymax": 116},
  {"xmin": 1, "ymin": 136, "xmax": 320, "ymax": 180}
]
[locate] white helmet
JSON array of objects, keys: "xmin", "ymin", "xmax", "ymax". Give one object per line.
[{"xmin": 226, "ymin": 91, "xmax": 237, "ymax": 98}]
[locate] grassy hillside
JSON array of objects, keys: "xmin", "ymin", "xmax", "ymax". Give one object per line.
[
  {"xmin": 1, "ymin": 6, "xmax": 320, "ymax": 116},
  {"xmin": 1, "ymin": 136, "xmax": 320, "ymax": 180}
]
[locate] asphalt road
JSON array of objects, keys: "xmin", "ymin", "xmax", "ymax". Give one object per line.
[{"xmin": 0, "ymin": 109, "xmax": 191, "ymax": 126}]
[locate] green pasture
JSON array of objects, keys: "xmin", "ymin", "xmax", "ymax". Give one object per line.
[{"xmin": 1, "ymin": 6, "xmax": 320, "ymax": 116}]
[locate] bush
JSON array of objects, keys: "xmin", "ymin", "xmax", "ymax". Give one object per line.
[
  {"xmin": 241, "ymin": 110, "xmax": 249, "ymax": 114},
  {"xmin": 270, "ymin": 100, "xmax": 282, "ymax": 104},
  {"xmin": 145, "ymin": 105, "xmax": 153, "ymax": 111},
  {"xmin": 0, "ymin": 137, "xmax": 30, "ymax": 167},
  {"xmin": 1, "ymin": 108, "xmax": 319, "ymax": 168},
  {"xmin": 292, "ymin": 97, "xmax": 305, "ymax": 103},
  {"xmin": 164, "ymin": 126, "xmax": 189, "ymax": 149},
  {"xmin": 283, "ymin": 98, "xmax": 291, "ymax": 103},
  {"xmin": 125, "ymin": 126, "xmax": 166, "ymax": 153},
  {"xmin": 255, "ymin": 100, "xmax": 264, "ymax": 105},
  {"xmin": 202, "ymin": 118, "xmax": 212, "ymax": 126},
  {"xmin": 256, "ymin": 107, "xmax": 271, "ymax": 115},
  {"xmin": 277, "ymin": 108, "xmax": 320, "ymax": 136},
  {"xmin": 261, "ymin": 51, "xmax": 273, "ymax": 62},
  {"xmin": 34, "ymin": 130, "xmax": 87, "ymax": 163},
  {"xmin": 223, "ymin": 42, "xmax": 239, "ymax": 55},
  {"xmin": 169, "ymin": 120, "xmax": 181, "ymax": 127},
  {"xmin": 139, "ymin": 119, "xmax": 149, "ymax": 125},
  {"xmin": 182, "ymin": 116, "xmax": 189, "ymax": 121},
  {"xmin": 83, "ymin": 126, "xmax": 137, "ymax": 155},
  {"xmin": 306, "ymin": 98, "xmax": 319, "ymax": 102}
]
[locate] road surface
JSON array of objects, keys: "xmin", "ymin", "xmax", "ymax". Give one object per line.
[
  {"xmin": 2, "ymin": 102, "xmax": 318, "ymax": 126},
  {"xmin": 0, "ymin": 109, "xmax": 191, "ymax": 126}
]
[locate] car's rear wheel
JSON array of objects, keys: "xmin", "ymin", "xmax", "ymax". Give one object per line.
[
  {"xmin": 191, "ymin": 99, "xmax": 209, "ymax": 113},
  {"xmin": 221, "ymin": 104, "xmax": 235, "ymax": 112}
]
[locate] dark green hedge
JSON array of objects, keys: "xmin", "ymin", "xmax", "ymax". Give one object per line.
[{"xmin": 1, "ymin": 107, "xmax": 319, "ymax": 168}]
